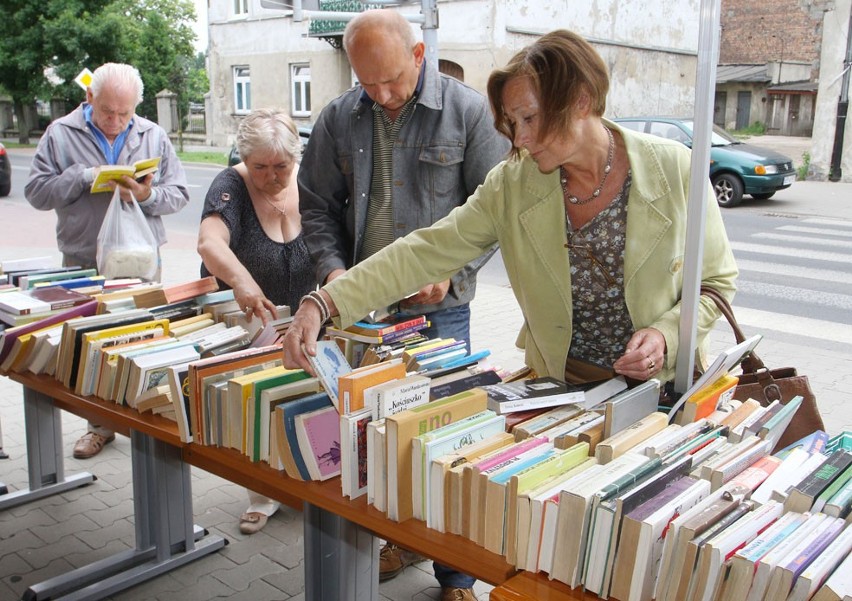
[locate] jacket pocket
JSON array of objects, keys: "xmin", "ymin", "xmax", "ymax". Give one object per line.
[{"xmin": 419, "ymin": 144, "xmax": 464, "ymax": 196}]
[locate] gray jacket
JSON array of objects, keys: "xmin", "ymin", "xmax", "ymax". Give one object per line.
[
  {"xmin": 25, "ymin": 103, "xmax": 190, "ymax": 264},
  {"xmin": 298, "ymin": 60, "xmax": 510, "ymax": 314}
]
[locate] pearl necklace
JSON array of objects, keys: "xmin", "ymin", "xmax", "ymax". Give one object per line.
[{"xmin": 561, "ymin": 126, "xmax": 615, "ymax": 205}]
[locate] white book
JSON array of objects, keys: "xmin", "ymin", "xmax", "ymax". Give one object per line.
[
  {"xmin": 769, "ymin": 451, "xmax": 828, "ymax": 504},
  {"xmin": 306, "ymin": 340, "xmax": 352, "ymax": 411},
  {"xmin": 810, "ymin": 546, "xmax": 852, "ymax": 601},
  {"xmin": 750, "ymin": 447, "xmax": 812, "ymax": 505},
  {"xmin": 127, "ymin": 344, "xmax": 201, "ymax": 407},
  {"xmin": 366, "ymin": 419, "xmax": 387, "ymax": 511},
  {"xmin": 365, "ymin": 374, "xmax": 430, "ymax": 419}
]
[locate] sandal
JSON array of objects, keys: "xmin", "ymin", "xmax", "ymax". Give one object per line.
[
  {"xmin": 239, "ymin": 511, "xmax": 268, "ymax": 534},
  {"xmin": 73, "ymin": 432, "xmax": 116, "ymax": 459}
]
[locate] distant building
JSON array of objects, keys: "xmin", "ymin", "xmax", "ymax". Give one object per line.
[{"xmin": 203, "ymin": 0, "xmax": 705, "ymax": 147}]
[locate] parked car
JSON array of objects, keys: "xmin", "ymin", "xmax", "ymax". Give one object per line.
[
  {"xmin": 613, "ymin": 117, "xmax": 796, "ymax": 207},
  {"xmin": 227, "ymin": 124, "xmax": 312, "ymax": 167},
  {"xmin": 0, "ymin": 142, "xmax": 11, "ymax": 197}
]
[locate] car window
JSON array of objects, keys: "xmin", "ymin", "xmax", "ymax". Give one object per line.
[
  {"xmin": 681, "ymin": 121, "xmax": 738, "ymax": 146},
  {"xmin": 648, "ymin": 121, "xmax": 690, "ymax": 144},
  {"xmin": 617, "ymin": 120, "xmax": 645, "ymax": 133}
]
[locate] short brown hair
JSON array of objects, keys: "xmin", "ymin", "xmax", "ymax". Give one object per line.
[{"xmin": 488, "ymin": 30, "xmax": 609, "ymax": 158}]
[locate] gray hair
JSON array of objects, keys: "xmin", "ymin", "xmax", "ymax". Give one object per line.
[
  {"xmin": 236, "ymin": 108, "xmax": 301, "ymax": 162},
  {"xmin": 342, "ymin": 10, "xmax": 416, "ymax": 55},
  {"xmin": 90, "ymin": 63, "xmax": 144, "ymax": 106}
]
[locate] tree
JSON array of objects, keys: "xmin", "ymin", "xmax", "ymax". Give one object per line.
[{"xmin": 0, "ymin": 0, "xmax": 198, "ymax": 143}]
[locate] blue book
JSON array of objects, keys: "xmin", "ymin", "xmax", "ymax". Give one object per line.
[{"xmin": 279, "ymin": 392, "xmax": 333, "ymax": 480}]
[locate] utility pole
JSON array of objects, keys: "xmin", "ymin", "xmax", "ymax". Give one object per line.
[{"xmin": 829, "ymin": 6, "xmax": 852, "ymax": 181}]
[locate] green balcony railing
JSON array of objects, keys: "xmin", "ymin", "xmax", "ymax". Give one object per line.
[{"xmin": 308, "ymin": 1, "xmax": 383, "ymax": 36}]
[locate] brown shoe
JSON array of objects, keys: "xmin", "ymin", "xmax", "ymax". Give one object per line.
[
  {"xmin": 239, "ymin": 512, "xmax": 268, "ymax": 534},
  {"xmin": 73, "ymin": 432, "xmax": 115, "ymax": 459},
  {"xmin": 440, "ymin": 587, "xmax": 477, "ymax": 601},
  {"xmin": 379, "ymin": 543, "xmax": 426, "ymax": 582}
]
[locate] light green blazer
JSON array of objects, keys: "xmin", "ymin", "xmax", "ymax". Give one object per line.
[{"xmin": 326, "ymin": 121, "xmax": 738, "ymax": 382}]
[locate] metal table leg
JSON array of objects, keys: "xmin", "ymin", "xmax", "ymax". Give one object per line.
[
  {"xmin": 0, "ymin": 387, "xmax": 95, "ymax": 510},
  {"xmin": 24, "ymin": 429, "xmax": 227, "ymax": 601},
  {"xmin": 303, "ymin": 501, "xmax": 379, "ymax": 601}
]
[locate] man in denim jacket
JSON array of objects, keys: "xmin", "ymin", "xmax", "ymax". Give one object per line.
[{"xmin": 298, "ymin": 10, "xmax": 509, "ymax": 601}]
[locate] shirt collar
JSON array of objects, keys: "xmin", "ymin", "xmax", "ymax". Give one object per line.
[{"xmin": 83, "ymin": 103, "xmax": 135, "ymax": 165}]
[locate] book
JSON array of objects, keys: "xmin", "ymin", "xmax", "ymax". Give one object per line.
[
  {"xmin": 612, "ymin": 476, "xmax": 712, "ymax": 601},
  {"xmin": 666, "ymin": 333, "xmax": 763, "ymax": 422},
  {"xmin": 385, "ymin": 388, "xmax": 488, "ymax": 522},
  {"xmin": 347, "ymin": 314, "xmax": 428, "ymax": 337},
  {"xmin": 544, "ymin": 410, "xmax": 607, "ymax": 448},
  {"xmin": 90, "ymin": 156, "xmax": 161, "ymax": 193},
  {"xmin": 750, "ymin": 447, "xmax": 814, "ymax": 505},
  {"xmin": 135, "ymin": 384, "xmax": 173, "ymax": 412},
  {"xmin": 273, "ymin": 392, "xmax": 334, "ymax": 480},
  {"xmin": 125, "ymin": 344, "xmax": 201, "ymax": 408},
  {"xmin": 791, "ymin": 527, "xmax": 852, "ymax": 600},
  {"xmin": 224, "ymin": 365, "xmax": 286, "ymax": 452},
  {"xmin": 337, "ymin": 359, "xmax": 406, "ymax": 415},
  {"xmin": 167, "ymin": 362, "xmax": 194, "ymax": 442},
  {"xmin": 811, "ymin": 549, "xmax": 852, "ymax": 601},
  {"xmin": 719, "ymin": 510, "xmax": 809, "ymax": 601},
  {"xmin": 366, "ymin": 419, "xmax": 387, "ymax": 511},
  {"xmin": 306, "ymin": 339, "xmax": 352, "ymax": 411},
  {"xmin": 430, "ymin": 431, "xmax": 515, "ymax": 533},
  {"xmin": 502, "ymin": 442, "xmax": 590, "ymax": 563},
  {"xmin": 823, "ymin": 467, "xmax": 852, "ymax": 517},
  {"xmin": 295, "ymin": 405, "xmax": 342, "ymax": 481},
  {"xmin": 0, "ymin": 290, "xmax": 53, "ymax": 315},
  {"xmin": 0, "ymin": 255, "xmax": 55, "ymax": 273},
  {"xmin": 480, "ymin": 376, "xmax": 585, "ymax": 414},
  {"xmin": 758, "ymin": 394, "xmax": 804, "ymax": 451},
  {"xmin": 602, "ymin": 378, "xmax": 661, "ymax": 438},
  {"xmin": 594, "ymin": 411, "xmax": 669, "ymax": 464},
  {"xmin": 685, "ymin": 499, "xmax": 783, "ymax": 601},
  {"xmin": 365, "ymin": 373, "xmax": 431, "ymax": 419},
  {"xmin": 762, "ymin": 514, "xmax": 845, "ymax": 601},
  {"xmin": 717, "ymin": 398, "xmax": 763, "ymax": 429},
  {"xmin": 249, "ymin": 371, "xmax": 315, "ymax": 462},
  {"xmin": 785, "ymin": 450, "xmax": 852, "ymax": 513},
  {"xmin": 549, "ymin": 452, "xmax": 651, "ymax": 587},
  {"xmin": 132, "ymin": 276, "xmax": 219, "ymax": 309},
  {"xmin": 707, "ymin": 440, "xmax": 775, "ymax": 491},
  {"xmin": 340, "ymin": 407, "xmax": 374, "ymax": 498},
  {"xmin": 19, "ymin": 268, "xmax": 98, "ymax": 290},
  {"xmin": 676, "ymin": 373, "xmax": 739, "ymax": 425},
  {"xmin": 510, "ymin": 403, "xmax": 586, "ymax": 441},
  {"xmin": 429, "ymin": 368, "xmax": 502, "ymax": 400},
  {"xmin": 414, "ymin": 411, "xmax": 506, "ymax": 523}
]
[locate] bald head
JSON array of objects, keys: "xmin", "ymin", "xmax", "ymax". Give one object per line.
[
  {"xmin": 342, "ymin": 10, "xmax": 425, "ymax": 120},
  {"xmin": 343, "ymin": 10, "xmax": 416, "ymax": 57}
]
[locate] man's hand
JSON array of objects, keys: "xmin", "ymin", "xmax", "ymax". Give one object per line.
[
  {"xmin": 401, "ymin": 279, "xmax": 451, "ymax": 307},
  {"xmin": 113, "ymin": 173, "xmax": 154, "ymax": 202}
]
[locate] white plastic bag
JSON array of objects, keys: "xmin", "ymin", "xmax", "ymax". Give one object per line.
[{"xmin": 96, "ymin": 188, "xmax": 159, "ymax": 281}]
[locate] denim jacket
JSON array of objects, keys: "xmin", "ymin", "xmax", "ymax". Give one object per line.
[{"xmin": 298, "ymin": 60, "xmax": 510, "ymax": 314}]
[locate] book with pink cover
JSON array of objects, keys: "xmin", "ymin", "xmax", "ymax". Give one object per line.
[{"xmin": 296, "ymin": 405, "xmax": 342, "ymax": 481}]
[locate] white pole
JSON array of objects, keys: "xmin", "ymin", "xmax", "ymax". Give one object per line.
[{"xmin": 674, "ymin": 0, "xmax": 722, "ymax": 394}]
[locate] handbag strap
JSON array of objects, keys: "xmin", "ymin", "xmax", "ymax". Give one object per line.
[{"xmin": 698, "ymin": 286, "xmax": 766, "ymax": 375}]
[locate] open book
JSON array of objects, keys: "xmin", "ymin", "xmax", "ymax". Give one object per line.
[
  {"xmin": 667, "ymin": 333, "xmax": 762, "ymax": 422},
  {"xmin": 91, "ymin": 157, "xmax": 161, "ymax": 193}
]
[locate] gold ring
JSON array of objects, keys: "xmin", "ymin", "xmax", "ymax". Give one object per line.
[{"xmin": 648, "ymin": 359, "xmax": 656, "ymax": 371}]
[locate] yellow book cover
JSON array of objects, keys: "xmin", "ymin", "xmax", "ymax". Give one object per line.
[
  {"xmin": 338, "ymin": 359, "xmax": 406, "ymax": 414},
  {"xmin": 385, "ymin": 387, "xmax": 487, "ymax": 522},
  {"xmin": 95, "ymin": 335, "xmax": 171, "ymax": 400},
  {"xmin": 90, "ymin": 157, "xmax": 161, "ymax": 193},
  {"xmin": 76, "ymin": 319, "xmax": 170, "ymax": 396},
  {"xmin": 678, "ymin": 373, "xmax": 740, "ymax": 425}
]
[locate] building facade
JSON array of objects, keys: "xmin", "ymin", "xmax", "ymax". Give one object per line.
[{"xmin": 204, "ymin": 0, "xmax": 704, "ymax": 147}]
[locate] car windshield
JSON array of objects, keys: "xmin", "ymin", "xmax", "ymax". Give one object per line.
[{"xmin": 681, "ymin": 121, "xmax": 740, "ymax": 147}]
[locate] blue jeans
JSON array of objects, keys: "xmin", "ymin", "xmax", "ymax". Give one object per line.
[{"xmin": 422, "ymin": 304, "xmax": 476, "ymax": 590}]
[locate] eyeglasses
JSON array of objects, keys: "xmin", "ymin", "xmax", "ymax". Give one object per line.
[{"xmin": 564, "ymin": 238, "xmax": 617, "ymax": 288}]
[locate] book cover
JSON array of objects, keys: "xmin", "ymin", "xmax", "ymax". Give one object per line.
[
  {"xmin": 385, "ymin": 387, "xmax": 488, "ymax": 522},
  {"xmin": 348, "ymin": 314, "xmax": 428, "ymax": 337},
  {"xmin": 274, "ymin": 392, "xmax": 334, "ymax": 480},
  {"xmin": 366, "ymin": 419, "xmax": 387, "ymax": 510},
  {"xmin": 0, "ymin": 290, "xmax": 52, "ymax": 315},
  {"xmin": 133, "ymin": 276, "xmax": 219, "ymax": 309},
  {"xmin": 677, "ymin": 373, "xmax": 739, "ymax": 425},
  {"xmin": 785, "ymin": 449, "xmax": 852, "ymax": 513},
  {"xmin": 481, "ymin": 376, "xmax": 585, "ymax": 414},
  {"xmin": 340, "ymin": 407, "xmax": 373, "ymax": 498},
  {"xmin": 787, "ymin": 522, "xmax": 852, "ymax": 601},
  {"xmin": 595, "ymin": 411, "xmax": 669, "ymax": 464},
  {"xmin": 249, "ymin": 370, "xmax": 313, "ymax": 462},
  {"xmin": 367, "ymin": 373, "xmax": 431, "ymax": 419},
  {"xmin": 428, "ymin": 368, "xmax": 502, "ymax": 401},
  {"xmin": 337, "ymin": 359, "xmax": 406, "ymax": 415},
  {"xmin": 90, "ymin": 156, "xmax": 161, "ymax": 193},
  {"xmin": 19, "ymin": 268, "xmax": 98, "ymax": 290},
  {"xmin": 295, "ymin": 405, "xmax": 342, "ymax": 481},
  {"xmin": 306, "ymin": 339, "xmax": 352, "ymax": 411},
  {"xmin": 0, "ymin": 299, "xmax": 98, "ymax": 366},
  {"xmin": 603, "ymin": 379, "xmax": 661, "ymax": 438},
  {"xmin": 167, "ymin": 362, "xmax": 194, "ymax": 442},
  {"xmin": 225, "ymin": 365, "xmax": 286, "ymax": 452},
  {"xmin": 126, "ymin": 344, "xmax": 200, "ymax": 408},
  {"xmin": 511, "ymin": 403, "xmax": 586, "ymax": 441}
]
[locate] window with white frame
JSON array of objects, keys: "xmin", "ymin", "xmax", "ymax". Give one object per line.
[
  {"xmin": 291, "ymin": 64, "xmax": 311, "ymax": 117},
  {"xmin": 232, "ymin": 0, "xmax": 249, "ymax": 17},
  {"xmin": 234, "ymin": 66, "xmax": 251, "ymax": 114}
]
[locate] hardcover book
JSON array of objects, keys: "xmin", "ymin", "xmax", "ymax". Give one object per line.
[{"xmin": 602, "ymin": 378, "xmax": 661, "ymax": 438}]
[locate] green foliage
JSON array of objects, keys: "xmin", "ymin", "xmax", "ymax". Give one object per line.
[
  {"xmin": 0, "ymin": 0, "xmax": 202, "ymax": 140},
  {"xmin": 798, "ymin": 151, "xmax": 810, "ymax": 180},
  {"xmin": 731, "ymin": 121, "xmax": 767, "ymax": 137},
  {"xmin": 176, "ymin": 150, "xmax": 227, "ymax": 166}
]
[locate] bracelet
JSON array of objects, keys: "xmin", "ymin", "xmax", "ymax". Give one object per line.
[{"xmin": 299, "ymin": 291, "xmax": 330, "ymax": 323}]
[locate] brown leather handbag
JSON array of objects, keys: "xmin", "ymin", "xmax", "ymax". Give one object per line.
[{"xmin": 700, "ymin": 286, "xmax": 826, "ymax": 450}]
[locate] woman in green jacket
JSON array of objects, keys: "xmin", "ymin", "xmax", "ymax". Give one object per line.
[{"xmin": 283, "ymin": 29, "xmax": 737, "ymax": 388}]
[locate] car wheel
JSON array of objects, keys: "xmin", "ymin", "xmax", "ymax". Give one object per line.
[
  {"xmin": 712, "ymin": 173, "xmax": 743, "ymax": 208},
  {"xmin": 751, "ymin": 192, "xmax": 775, "ymax": 200},
  {"xmin": 0, "ymin": 181, "xmax": 9, "ymax": 197}
]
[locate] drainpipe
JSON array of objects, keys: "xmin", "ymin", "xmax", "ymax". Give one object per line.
[{"xmin": 829, "ymin": 7, "xmax": 852, "ymax": 181}]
